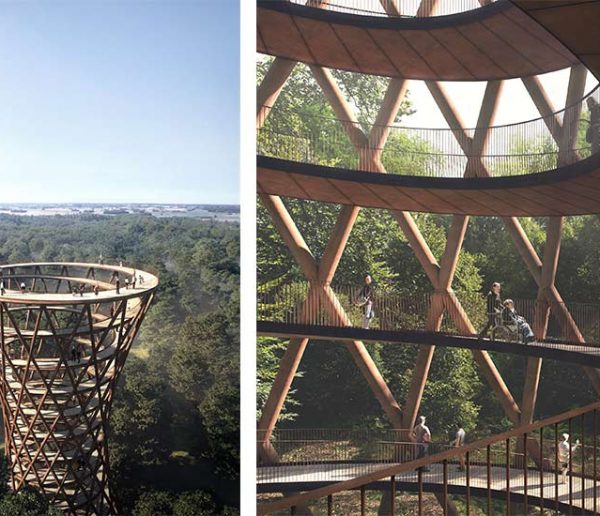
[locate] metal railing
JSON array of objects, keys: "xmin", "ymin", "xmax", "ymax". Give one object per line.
[
  {"xmin": 257, "ymin": 283, "xmax": 600, "ymax": 350},
  {"xmin": 257, "ymin": 403, "xmax": 600, "ymax": 515},
  {"xmin": 283, "ymin": 0, "xmax": 497, "ymax": 18},
  {"xmin": 257, "ymin": 85, "xmax": 600, "ymax": 178}
]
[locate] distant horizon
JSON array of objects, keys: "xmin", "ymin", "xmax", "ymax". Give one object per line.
[{"xmin": 0, "ymin": 202, "xmax": 240, "ymax": 206}]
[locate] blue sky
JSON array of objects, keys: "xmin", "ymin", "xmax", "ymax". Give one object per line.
[{"xmin": 0, "ymin": 0, "xmax": 239, "ymax": 204}]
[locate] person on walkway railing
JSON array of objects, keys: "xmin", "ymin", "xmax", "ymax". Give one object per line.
[
  {"xmin": 355, "ymin": 274, "xmax": 374, "ymax": 329},
  {"xmin": 502, "ymin": 299, "xmax": 535, "ymax": 343},
  {"xmin": 412, "ymin": 416, "xmax": 431, "ymax": 471},
  {"xmin": 587, "ymin": 97, "xmax": 600, "ymax": 153},
  {"xmin": 478, "ymin": 282, "xmax": 502, "ymax": 339},
  {"xmin": 454, "ymin": 426, "xmax": 466, "ymax": 471},
  {"xmin": 558, "ymin": 433, "xmax": 581, "ymax": 484}
]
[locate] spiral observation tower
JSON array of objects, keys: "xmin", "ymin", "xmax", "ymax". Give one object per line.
[
  {"xmin": 256, "ymin": 1, "xmax": 600, "ymax": 514},
  {"xmin": 0, "ymin": 262, "xmax": 158, "ymax": 515}
]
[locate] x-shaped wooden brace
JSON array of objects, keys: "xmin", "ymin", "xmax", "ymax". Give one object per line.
[
  {"xmin": 426, "ymin": 66, "xmax": 600, "ymax": 418},
  {"xmin": 257, "ymin": 0, "xmax": 529, "ymax": 456}
]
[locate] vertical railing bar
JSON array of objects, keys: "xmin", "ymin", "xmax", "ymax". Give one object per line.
[
  {"xmin": 594, "ymin": 409, "xmax": 598, "ymax": 515},
  {"xmin": 506, "ymin": 438, "xmax": 510, "ymax": 514},
  {"xmin": 465, "ymin": 450, "xmax": 470, "ymax": 516},
  {"xmin": 390, "ymin": 474, "xmax": 395, "ymax": 516},
  {"xmin": 418, "ymin": 467, "xmax": 423, "ymax": 516},
  {"xmin": 540, "ymin": 426, "xmax": 544, "ymax": 514},
  {"xmin": 569, "ymin": 417, "xmax": 573, "ymax": 514},
  {"xmin": 555, "ymin": 423, "xmax": 559, "ymax": 513},
  {"xmin": 523, "ymin": 431, "xmax": 528, "ymax": 513},
  {"xmin": 581, "ymin": 412, "xmax": 585, "ymax": 512},
  {"xmin": 443, "ymin": 459, "xmax": 448, "ymax": 516},
  {"xmin": 360, "ymin": 486, "xmax": 365, "ymax": 516},
  {"xmin": 487, "ymin": 445, "xmax": 491, "ymax": 515}
]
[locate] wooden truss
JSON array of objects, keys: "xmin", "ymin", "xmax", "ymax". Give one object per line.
[
  {"xmin": 0, "ymin": 264, "xmax": 156, "ymax": 515},
  {"xmin": 256, "ymin": 2, "xmax": 600, "ymax": 468}
]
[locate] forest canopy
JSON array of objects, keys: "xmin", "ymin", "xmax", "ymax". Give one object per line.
[{"xmin": 0, "ymin": 213, "xmax": 240, "ymax": 514}]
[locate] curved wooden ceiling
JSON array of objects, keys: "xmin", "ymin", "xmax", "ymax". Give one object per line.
[
  {"xmin": 257, "ymin": 0, "xmax": 578, "ymax": 80},
  {"xmin": 513, "ymin": 0, "xmax": 600, "ymax": 81}
]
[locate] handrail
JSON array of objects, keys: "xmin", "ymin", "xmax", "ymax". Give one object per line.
[
  {"xmin": 258, "ymin": 283, "xmax": 600, "ymax": 348},
  {"xmin": 261, "ymin": 84, "xmax": 600, "ymax": 133},
  {"xmin": 257, "ymin": 401, "xmax": 600, "ymax": 514},
  {"xmin": 282, "ymin": 0, "xmax": 497, "ymax": 18},
  {"xmin": 257, "ymin": 85, "xmax": 600, "ymax": 178}
]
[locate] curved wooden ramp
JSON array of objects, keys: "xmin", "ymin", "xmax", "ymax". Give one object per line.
[
  {"xmin": 258, "ymin": 154, "xmax": 600, "ymax": 216},
  {"xmin": 257, "ymin": 0, "xmax": 578, "ymax": 80}
]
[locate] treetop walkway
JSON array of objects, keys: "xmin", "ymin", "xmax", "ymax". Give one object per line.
[
  {"xmin": 257, "ymin": 401, "xmax": 600, "ymax": 515},
  {"xmin": 258, "ymin": 283, "xmax": 600, "ymax": 366}
]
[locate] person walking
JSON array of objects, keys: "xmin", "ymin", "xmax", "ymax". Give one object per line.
[
  {"xmin": 454, "ymin": 426, "xmax": 466, "ymax": 471},
  {"xmin": 115, "ymin": 278, "xmax": 120, "ymax": 294},
  {"xmin": 558, "ymin": 433, "xmax": 580, "ymax": 484},
  {"xmin": 412, "ymin": 416, "xmax": 432, "ymax": 471},
  {"xmin": 478, "ymin": 282, "xmax": 502, "ymax": 338},
  {"xmin": 355, "ymin": 274, "xmax": 374, "ymax": 329},
  {"xmin": 0, "ymin": 280, "xmax": 5, "ymax": 296},
  {"xmin": 124, "ymin": 278, "xmax": 130, "ymax": 290}
]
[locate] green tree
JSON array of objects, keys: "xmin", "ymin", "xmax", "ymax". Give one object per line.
[
  {"xmin": 131, "ymin": 491, "xmax": 174, "ymax": 516},
  {"xmin": 172, "ymin": 491, "xmax": 217, "ymax": 516},
  {"xmin": 0, "ymin": 488, "xmax": 61, "ymax": 516}
]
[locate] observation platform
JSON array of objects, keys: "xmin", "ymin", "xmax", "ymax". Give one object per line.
[
  {"xmin": 0, "ymin": 261, "xmax": 158, "ymax": 305},
  {"xmin": 258, "ymin": 462, "xmax": 598, "ymax": 514},
  {"xmin": 257, "ymin": 0, "xmax": 579, "ymax": 81}
]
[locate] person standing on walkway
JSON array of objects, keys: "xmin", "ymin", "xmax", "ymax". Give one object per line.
[
  {"xmin": 412, "ymin": 416, "xmax": 432, "ymax": 471},
  {"xmin": 355, "ymin": 274, "xmax": 374, "ymax": 329},
  {"xmin": 20, "ymin": 282, "xmax": 26, "ymax": 294},
  {"xmin": 115, "ymin": 278, "xmax": 120, "ymax": 294},
  {"xmin": 454, "ymin": 426, "xmax": 466, "ymax": 471},
  {"xmin": 558, "ymin": 433, "xmax": 580, "ymax": 484},
  {"xmin": 587, "ymin": 97, "xmax": 600, "ymax": 153},
  {"xmin": 479, "ymin": 282, "xmax": 502, "ymax": 338},
  {"xmin": 0, "ymin": 280, "xmax": 5, "ymax": 295}
]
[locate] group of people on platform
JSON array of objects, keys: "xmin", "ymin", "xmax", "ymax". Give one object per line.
[
  {"xmin": 354, "ymin": 275, "xmax": 535, "ymax": 343},
  {"xmin": 411, "ymin": 416, "xmax": 466, "ymax": 472},
  {"xmin": 411, "ymin": 416, "xmax": 580, "ymax": 483},
  {"xmin": 0, "ymin": 266, "xmax": 145, "ymax": 297},
  {"xmin": 478, "ymin": 281, "xmax": 535, "ymax": 344}
]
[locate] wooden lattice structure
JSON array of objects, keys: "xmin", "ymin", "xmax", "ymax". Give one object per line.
[
  {"xmin": 257, "ymin": 0, "xmax": 600, "ymax": 513},
  {"xmin": 0, "ymin": 263, "xmax": 158, "ymax": 515}
]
